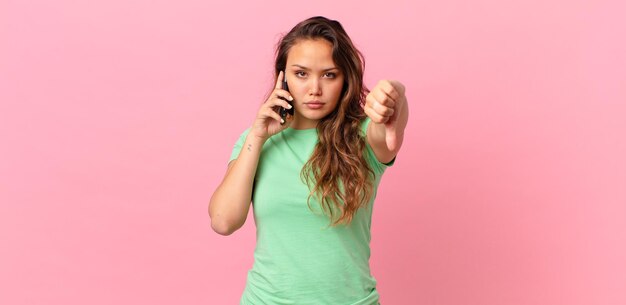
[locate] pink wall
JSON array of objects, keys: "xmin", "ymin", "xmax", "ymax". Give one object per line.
[{"xmin": 1, "ymin": 0, "xmax": 625, "ymax": 304}]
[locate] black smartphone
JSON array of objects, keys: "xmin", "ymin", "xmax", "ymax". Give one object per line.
[{"xmin": 278, "ymin": 73, "xmax": 294, "ymax": 125}]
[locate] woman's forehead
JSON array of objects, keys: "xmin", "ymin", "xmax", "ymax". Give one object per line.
[{"xmin": 286, "ymin": 39, "xmax": 336, "ymax": 68}]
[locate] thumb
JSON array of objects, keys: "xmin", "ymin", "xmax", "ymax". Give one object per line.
[{"xmin": 385, "ymin": 124, "xmax": 397, "ymax": 152}]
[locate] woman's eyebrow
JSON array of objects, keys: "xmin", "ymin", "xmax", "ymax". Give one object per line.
[{"xmin": 291, "ymin": 64, "xmax": 338, "ymax": 71}]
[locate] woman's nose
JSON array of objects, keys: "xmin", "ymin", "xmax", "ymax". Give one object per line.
[{"xmin": 308, "ymin": 79, "xmax": 321, "ymax": 95}]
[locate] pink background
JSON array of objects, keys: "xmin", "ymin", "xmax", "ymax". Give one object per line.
[{"xmin": 1, "ymin": 0, "xmax": 625, "ymax": 304}]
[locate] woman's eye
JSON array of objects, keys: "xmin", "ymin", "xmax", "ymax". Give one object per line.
[
  {"xmin": 295, "ymin": 71, "xmax": 307, "ymax": 77},
  {"xmin": 324, "ymin": 72, "xmax": 336, "ymax": 78}
]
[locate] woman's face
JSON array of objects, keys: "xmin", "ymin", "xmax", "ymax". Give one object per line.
[{"xmin": 285, "ymin": 39, "xmax": 345, "ymax": 129}]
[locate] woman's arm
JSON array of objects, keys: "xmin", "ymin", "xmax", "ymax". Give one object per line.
[
  {"xmin": 209, "ymin": 71, "xmax": 293, "ymax": 235},
  {"xmin": 364, "ymin": 80, "xmax": 409, "ymax": 163},
  {"xmin": 209, "ymin": 134, "xmax": 266, "ymax": 236}
]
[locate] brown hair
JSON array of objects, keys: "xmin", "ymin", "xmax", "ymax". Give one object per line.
[{"xmin": 273, "ymin": 16, "xmax": 374, "ymax": 226}]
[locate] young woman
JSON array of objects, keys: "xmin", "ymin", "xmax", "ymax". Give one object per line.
[{"xmin": 209, "ymin": 16, "xmax": 409, "ymax": 305}]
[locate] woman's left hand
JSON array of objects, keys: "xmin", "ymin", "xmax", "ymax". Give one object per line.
[{"xmin": 364, "ymin": 80, "xmax": 408, "ymax": 152}]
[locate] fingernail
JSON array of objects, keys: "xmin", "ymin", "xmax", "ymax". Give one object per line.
[
  {"xmin": 287, "ymin": 104, "xmax": 292, "ymax": 109},
  {"xmin": 288, "ymin": 96, "xmax": 293, "ymax": 101},
  {"xmin": 281, "ymin": 118, "xmax": 285, "ymax": 123}
]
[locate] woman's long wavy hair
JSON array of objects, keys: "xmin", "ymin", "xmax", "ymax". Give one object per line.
[{"xmin": 272, "ymin": 16, "xmax": 375, "ymax": 226}]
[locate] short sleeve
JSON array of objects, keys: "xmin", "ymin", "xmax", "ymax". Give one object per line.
[
  {"xmin": 360, "ymin": 117, "xmax": 395, "ymax": 176},
  {"xmin": 229, "ymin": 128, "xmax": 251, "ymax": 163}
]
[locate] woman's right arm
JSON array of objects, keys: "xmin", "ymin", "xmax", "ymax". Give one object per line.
[
  {"xmin": 209, "ymin": 71, "xmax": 293, "ymax": 235},
  {"xmin": 208, "ymin": 134, "xmax": 267, "ymax": 235}
]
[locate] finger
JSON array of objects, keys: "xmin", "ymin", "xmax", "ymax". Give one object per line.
[
  {"xmin": 364, "ymin": 105, "xmax": 389, "ymax": 124},
  {"xmin": 275, "ymin": 70, "xmax": 284, "ymax": 89},
  {"xmin": 276, "ymin": 99, "xmax": 292, "ymax": 110},
  {"xmin": 373, "ymin": 88, "xmax": 396, "ymax": 108},
  {"xmin": 268, "ymin": 94, "xmax": 293, "ymax": 110},
  {"xmin": 377, "ymin": 80, "xmax": 401, "ymax": 101},
  {"xmin": 273, "ymin": 89, "xmax": 293, "ymax": 103},
  {"xmin": 366, "ymin": 94, "xmax": 394, "ymax": 117},
  {"xmin": 263, "ymin": 107, "xmax": 284, "ymax": 123},
  {"xmin": 385, "ymin": 124, "xmax": 398, "ymax": 151},
  {"xmin": 389, "ymin": 80, "xmax": 406, "ymax": 96},
  {"xmin": 365, "ymin": 92, "xmax": 379, "ymax": 109},
  {"xmin": 372, "ymin": 100, "xmax": 395, "ymax": 117}
]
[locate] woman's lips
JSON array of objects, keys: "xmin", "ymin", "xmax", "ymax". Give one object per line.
[{"xmin": 305, "ymin": 101, "xmax": 324, "ymax": 110}]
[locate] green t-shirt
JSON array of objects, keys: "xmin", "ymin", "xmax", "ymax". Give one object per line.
[{"xmin": 229, "ymin": 118, "xmax": 393, "ymax": 305}]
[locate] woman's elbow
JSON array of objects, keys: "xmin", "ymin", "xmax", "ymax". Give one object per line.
[
  {"xmin": 210, "ymin": 215, "xmax": 244, "ymax": 236},
  {"xmin": 211, "ymin": 218, "xmax": 234, "ymax": 236},
  {"xmin": 208, "ymin": 192, "xmax": 248, "ymax": 236}
]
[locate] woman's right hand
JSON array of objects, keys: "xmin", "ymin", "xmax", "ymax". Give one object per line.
[{"xmin": 250, "ymin": 70, "xmax": 294, "ymax": 140}]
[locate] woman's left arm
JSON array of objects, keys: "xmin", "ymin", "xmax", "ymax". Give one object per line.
[{"xmin": 363, "ymin": 80, "xmax": 409, "ymax": 164}]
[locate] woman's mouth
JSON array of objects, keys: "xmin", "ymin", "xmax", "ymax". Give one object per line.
[{"xmin": 305, "ymin": 101, "xmax": 324, "ymax": 110}]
